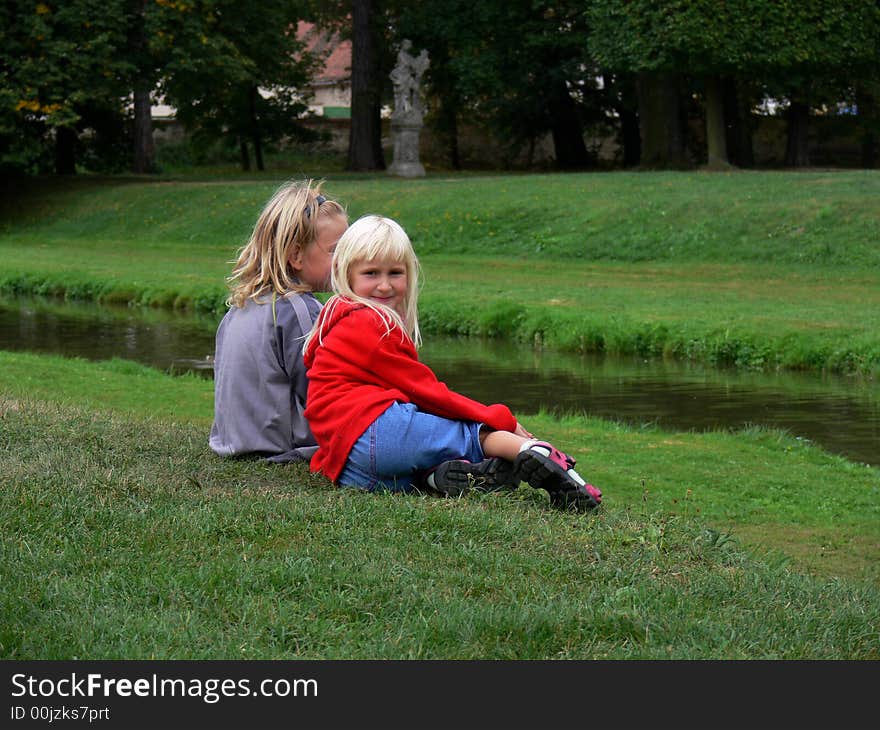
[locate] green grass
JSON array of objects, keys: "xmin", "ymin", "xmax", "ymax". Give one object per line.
[
  {"xmin": 2, "ymin": 349, "xmax": 878, "ymax": 584},
  {"xmin": 6, "ymin": 170, "xmax": 877, "ymax": 267},
  {"xmin": 2, "ymin": 374, "xmax": 878, "ymax": 659},
  {"xmin": 1, "ymin": 171, "xmax": 878, "ymax": 375},
  {"xmin": 2, "ymin": 171, "xmax": 879, "ymax": 658}
]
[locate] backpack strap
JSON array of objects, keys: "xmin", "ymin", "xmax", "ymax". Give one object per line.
[
  {"xmin": 286, "ymin": 292, "xmax": 316, "ymax": 339},
  {"xmin": 271, "ymin": 291, "xmax": 318, "ymax": 374}
]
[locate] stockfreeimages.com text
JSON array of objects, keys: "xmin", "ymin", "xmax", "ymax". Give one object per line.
[{"xmin": 10, "ymin": 673, "xmax": 317, "ymax": 705}]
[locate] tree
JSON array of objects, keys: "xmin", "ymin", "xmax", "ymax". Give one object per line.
[
  {"xmin": 390, "ymin": 0, "xmax": 489, "ymax": 169},
  {"xmin": 1, "ymin": 0, "xmax": 131, "ymax": 174},
  {"xmin": 155, "ymin": 0, "xmax": 319, "ymax": 171},
  {"xmin": 129, "ymin": 0, "xmax": 156, "ymax": 173},
  {"xmin": 394, "ymin": 0, "xmax": 605, "ymax": 170},
  {"xmin": 589, "ymin": 0, "xmax": 880, "ymax": 169},
  {"xmin": 346, "ymin": 0, "xmax": 386, "ymax": 171}
]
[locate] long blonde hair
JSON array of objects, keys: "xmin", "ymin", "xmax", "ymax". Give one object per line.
[
  {"xmin": 226, "ymin": 179, "xmax": 346, "ymax": 308},
  {"xmin": 304, "ymin": 215, "xmax": 422, "ymax": 352}
]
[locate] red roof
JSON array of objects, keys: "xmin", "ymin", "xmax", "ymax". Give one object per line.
[{"xmin": 297, "ymin": 21, "xmax": 351, "ymax": 84}]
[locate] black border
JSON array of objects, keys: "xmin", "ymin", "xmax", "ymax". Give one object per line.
[{"xmin": 3, "ymin": 660, "xmax": 876, "ymax": 726}]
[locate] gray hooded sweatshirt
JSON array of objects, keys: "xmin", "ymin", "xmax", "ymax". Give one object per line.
[{"xmin": 209, "ymin": 291, "xmax": 322, "ymax": 462}]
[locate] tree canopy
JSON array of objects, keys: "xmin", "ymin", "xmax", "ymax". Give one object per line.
[
  {"xmin": 2, "ymin": 0, "xmax": 878, "ymax": 174},
  {"xmin": 588, "ymin": 0, "xmax": 880, "ymax": 166},
  {"xmin": 156, "ymin": 0, "xmax": 319, "ymax": 171},
  {"xmin": 1, "ymin": 0, "xmax": 132, "ymax": 173},
  {"xmin": 1, "ymin": 0, "xmax": 319, "ymax": 174}
]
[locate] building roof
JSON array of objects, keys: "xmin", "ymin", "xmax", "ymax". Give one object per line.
[{"xmin": 297, "ymin": 21, "xmax": 351, "ymax": 85}]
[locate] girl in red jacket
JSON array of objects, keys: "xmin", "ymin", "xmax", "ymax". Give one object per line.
[{"xmin": 302, "ymin": 215, "xmax": 602, "ymax": 511}]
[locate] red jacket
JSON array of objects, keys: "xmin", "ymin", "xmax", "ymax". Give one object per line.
[{"xmin": 303, "ymin": 298, "xmax": 517, "ymax": 482}]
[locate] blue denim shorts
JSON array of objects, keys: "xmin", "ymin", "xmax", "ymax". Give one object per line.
[{"xmin": 337, "ymin": 401, "xmax": 485, "ymax": 492}]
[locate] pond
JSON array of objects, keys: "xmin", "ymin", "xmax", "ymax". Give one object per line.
[{"xmin": 1, "ymin": 295, "xmax": 877, "ymax": 467}]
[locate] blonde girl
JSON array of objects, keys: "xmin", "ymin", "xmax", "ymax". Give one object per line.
[
  {"xmin": 210, "ymin": 180, "xmax": 347, "ymax": 462},
  {"xmin": 302, "ymin": 215, "xmax": 601, "ymax": 510}
]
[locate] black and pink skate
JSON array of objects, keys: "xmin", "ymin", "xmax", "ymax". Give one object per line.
[
  {"xmin": 514, "ymin": 441, "xmax": 602, "ymax": 511},
  {"xmin": 425, "ymin": 457, "xmax": 519, "ymax": 497}
]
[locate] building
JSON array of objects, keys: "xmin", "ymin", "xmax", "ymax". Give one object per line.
[
  {"xmin": 297, "ymin": 21, "xmax": 352, "ymax": 119},
  {"xmin": 151, "ymin": 21, "xmax": 352, "ymax": 129}
]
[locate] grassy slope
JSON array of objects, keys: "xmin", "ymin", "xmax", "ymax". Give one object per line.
[
  {"xmin": 3, "ymin": 171, "xmax": 877, "ymax": 267},
  {"xmin": 1, "ymin": 171, "xmax": 878, "ymax": 374},
  {"xmin": 2, "ymin": 350, "xmax": 877, "ymax": 585},
  {"xmin": 2, "ymin": 386, "xmax": 878, "ymax": 659}
]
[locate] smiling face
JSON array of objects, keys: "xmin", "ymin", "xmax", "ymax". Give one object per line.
[
  {"xmin": 350, "ymin": 257, "xmax": 409, "ymax": 315},
  {"xmin": 290, "ymin": 214, "xmax": 348, "ymax": 292}
]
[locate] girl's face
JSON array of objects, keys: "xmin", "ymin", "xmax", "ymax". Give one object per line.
[
  {"xmin": 290, "ymin": 215, "xmax": 348, "ymax": 292},
  {"xmin": 350, "ymin": 257, "xmax": 408, "ymax": 315}
]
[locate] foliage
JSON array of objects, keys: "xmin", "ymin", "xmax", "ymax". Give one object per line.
[
  {"xmin": 0, "ymin": 0, "xmax": 132, "ymax": 174},
  {"xmin": 586, "ymin": 2, "xmax": 880, "ymax": 167},
  {"xmin": 394, "ymin": 0, "xmax": 606, "ymax": 168},
  {"xmin": 153, "ymin": 0, "xmax": 320, "ymax": 170},
  {"xmin": 3, "ymin": 0, "xmax": 879, "ymax": 174},
  {"xmin": 588, "ymin": 0, "xmax": 880, "ymax": 75},
  {"xmin": 0, "ymin": 0, "xmax": 321, "ymax": 174}
]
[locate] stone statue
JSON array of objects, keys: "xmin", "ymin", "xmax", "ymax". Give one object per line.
[
  {"xmin": 388, "ymin": 40, "xmax": 429, "ymax": 177},
  {"xmin": 390, "ymin": 39, "xmax": 430, "ymax": 124}
]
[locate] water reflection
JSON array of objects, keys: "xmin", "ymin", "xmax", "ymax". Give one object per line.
[
  {"xmin": 1, "ymin": 295, "xmax": 877, "ymax": 466},
  {"xmin": 422, "ymin": 337, "xmax": 879, "ymax": 466},
  {"xmin": 2, "ymin": 295, "xmax": 218, "ymax": 373}
]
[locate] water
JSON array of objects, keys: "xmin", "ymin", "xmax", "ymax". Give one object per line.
[{"xmin": 1, "ymin": 295, "xmax": 877, "ymax": 466}]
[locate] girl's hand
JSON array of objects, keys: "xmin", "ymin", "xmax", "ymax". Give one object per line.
[{"xmin": 514, "ymin": 422, "xmax": 534, "ymax": 439}]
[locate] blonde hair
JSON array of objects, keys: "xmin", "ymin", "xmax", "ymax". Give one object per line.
[
  {"xmin": 226, "ymin": 179, "xmax": 346, "ymax": 308},
  {"xmin": 304, "ymin": 215, "xmax": 422, "ymax": 352}
]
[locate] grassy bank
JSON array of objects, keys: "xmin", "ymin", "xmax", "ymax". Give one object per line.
[
  {"xmin": 2, "ymin": 349, "xmax": 877, "ymax": 583},
  {"xmin": 2, "ymin": 351, "xmax": 878, "ymax": 659},
  {"xmin": 4, "ymin": 171, "xmax": 878, "ymax": 660},
  {"xmin": 1, "ymin": 171, "xmax": 878, "ymax": 376}
]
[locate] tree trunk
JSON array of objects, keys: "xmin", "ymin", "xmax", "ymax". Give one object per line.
[
  {"xmin": 636, "ymin": 71, "xmax": 687, "ymax": 168},
  {"xmin": 703, "ymin": 75, "xmax": 730, "ymax": 169},
  {"xmin": 249, "ymin": 86, "xmax": 264, "ymax": 171},
  {"xmin": 605, "ymin": 73, "xmax": 640, "ymax": 167},
  {"xmin": 132, "ymin": 85, "xmax": 156, "ymax": 174},
  {"xmin": 856, "ymin": 87, "xmax": 877, "ymax": 169},
  {"xmin": 784, "ymin": 101, "xmax": 811, "ymax": 167},
  {"xmin": 130, "ymin": 0, "xmax": 156, "ymax": 174},
  {"xmin": 54, "ymin": 126, "xmax": 77, "ymax": 174},
  {"xmin": 448, "ymin": 111, "xmax": 460, "ymax": 170},
  {"xmin": 429, "ymin": 44, "xmax": 460, "ymax": 170},
  {"xmin": 548, "ymin": 78, "xmax": 589, "ymax": 170},
  {"xmin": 239, "ymin": 138, "xmax": 251, "ymax": 171},
  {"xmin": 723, "ymin": 78, "xmax": 753, "ymax": 168},
  {"xmin": 620, "ymin": 107, "xmax": 641, "ymax": 167},
  {"xmin": 253, "ymin": 134, "xmax": 264, "ymax": 171},
  {"xmin": 436, "ymin": 97, "xmax": 461, "ymax": 170},
  {"xmin": 347, "ymin": 0, "xmax": 385, "ymax": 171}
]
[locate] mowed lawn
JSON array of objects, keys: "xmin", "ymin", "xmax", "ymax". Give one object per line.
[
  {"xmin": 1, "ymin": 171, "xmax": 878, "ymax": 659},
  {"xmin": 2, "ymin": 171, "xmax": 879, "ymax": 374}
]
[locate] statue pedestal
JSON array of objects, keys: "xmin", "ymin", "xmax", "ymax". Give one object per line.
[{"xmin": 388, "ymin": 120, "xmax": 425, "ymax": 178}]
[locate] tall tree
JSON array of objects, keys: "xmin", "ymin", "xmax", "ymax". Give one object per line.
[
  {"xmin": 157, "ymin": 0, "xmax": 318, "ymax": 171},
  {"xmin": 2, "ymin": 0, "xmax": 130, "ymax": 174},
  {"xmin": 395, "ymin": 0, "xmax": 603, "ymax": 170},
  {"xmin": 129, "ymin": 0, "xmax": 155, "ymax": 173},
  {"xmin": 590, "ymin": 0, "xmax": 880, "ymax": 169},
  {"xmin": 347, "ymin": 0, "xmax": 386, "ymax": 170},
  {"xmin": 635, "ymin": 71, "xmax": 688, "ymax": 168}
]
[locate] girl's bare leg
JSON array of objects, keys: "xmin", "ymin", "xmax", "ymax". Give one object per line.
[{"xmin": 479, "ymin": 429, "xmax": 529, "ymax": 462}]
